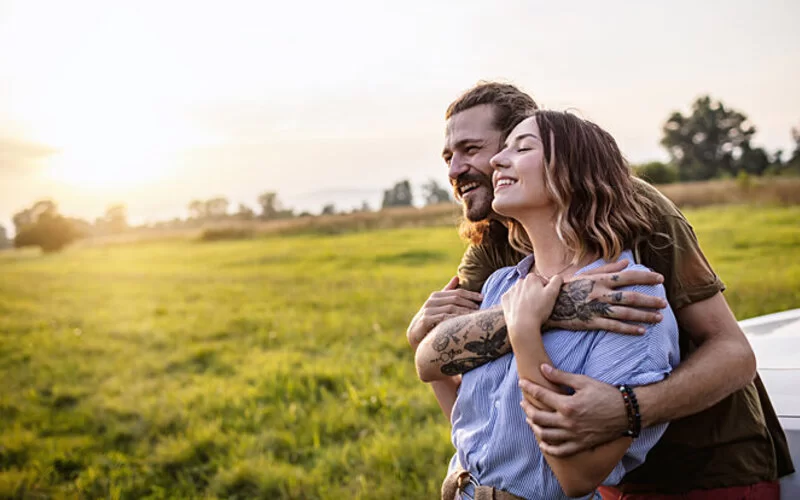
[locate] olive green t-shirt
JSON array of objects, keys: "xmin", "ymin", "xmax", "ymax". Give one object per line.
[{"xmin": 455, "ymin": 177, "xmax": 794, "ymax": 492}]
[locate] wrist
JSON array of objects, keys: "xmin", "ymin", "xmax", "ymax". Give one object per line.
[
  {"xmin": 508, "ymin": 319, "xmax": 544, "ymax": 339},
  {"xmin": 618, "ymin": 385, "xmax": 642, "ymax": 438}
]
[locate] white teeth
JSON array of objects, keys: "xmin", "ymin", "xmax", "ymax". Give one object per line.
[
  {"xmin": 459, "ymin": 182, "xmax": 480, "ymax": 194},
  {"xmin": 495, "ymin": 178, "xmax": 517, "ymax": 188}
]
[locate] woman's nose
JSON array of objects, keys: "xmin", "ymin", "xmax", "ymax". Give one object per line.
[{"xmin": 490, "ymin": 151, "xmax": 508, "ymax": 170}]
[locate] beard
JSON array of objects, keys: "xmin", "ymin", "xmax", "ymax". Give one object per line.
[{"xmin": 453, "ymin": 172, "xmax": 494, "ymax": 222}]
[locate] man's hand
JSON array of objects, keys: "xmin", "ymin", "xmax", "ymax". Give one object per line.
[
  {"xmin": 406, "ymin": 276, "xmax": 483, "ymax": 351},
  {"xmin": 519, "ymin": 364, "xmax": 628, "ymax": 457},
  {"xmin": 548, "ymin": 260, "xmax": 666, "ymax": 336}
]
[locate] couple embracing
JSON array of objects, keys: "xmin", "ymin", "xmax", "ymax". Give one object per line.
[{"xmin": 406, "ymin": 83, "xmax": 793, "ymax": 499}]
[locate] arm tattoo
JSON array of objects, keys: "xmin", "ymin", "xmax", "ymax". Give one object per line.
[
  {"xmin": 428, "ymin": 309, "xmax": 511, "ymax": 375},
  {"xmin": 432, "ymin": 315, "xmax": 471, "ymax": 352},
  {"xmin": 550, "ymin": 279, "xmax": 613, "ymax": 322}
]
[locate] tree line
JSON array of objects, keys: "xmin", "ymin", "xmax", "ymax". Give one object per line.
[
  {"xmin": 635, "ymin": 95, "xmax": 800, "ymax": 184},
  {"xmin": 2, "ymin": 94, "xmax": 799, "ymax": 253},
  {"xmin": 0, "ymin": 179, "xmax": 453, "ymax": 252}
]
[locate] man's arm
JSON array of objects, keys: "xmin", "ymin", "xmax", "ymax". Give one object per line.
[
  {"xmin": 520, "ymin": 291, "xmax": 756, "ymax": 457},
  {"xmin": 416, "ymin": 263, "xmax": 666, "ymax": 382},
  {"xmin": 639, "ymin": 291, "xmax": 756, "ymax": 426}
]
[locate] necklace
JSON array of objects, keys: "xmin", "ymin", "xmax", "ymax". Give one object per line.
[{"xmin": 531, "ymin": 261, "xmax": 574, "ymax": 283}]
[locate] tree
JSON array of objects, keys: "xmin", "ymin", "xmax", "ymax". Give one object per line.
[
  {"xmin": 205, "ymin": 197, "xmax": 229, "ymax": 218},
  {"xmin": 257, "ymin": 192, "xmax": 280, "ymax": 219},
  {"xmin": 13, "ymin": 200, "xmax": 81, "ymax": 252},
  {"xmin": 0, "ymin": 224, "xmax": 9, "ymax": 249},
  {"xmin": 235, "ymin": 203, "xmax": 255, "ymax": 220},
  {"xmin": 13, "ymin": 200, "xmax": 57, "ymax": 234},
  {"xmin": 98, "ymin": 204, "xmax": 128, "ymax": 233},
  {"xmin": 382, "ymin": 180, "xmax": 413, "ymax": 208},
  {"xmin": 421, "ymin": 178, "xmax": 451, "ymax": 205},
  {"xmin": 632, "ymin": 162, "xmax": 678, "ymax": 185},
  {"xmin": 188, "ymin": 200, "xmax": 206, "ymax": 219},
  {"xmin": 661, "ymin": 96, "xmax": 756, "ymax": 181},
  {"xmin": 321, "ymin": 203, "xmax": 336, "ymax": 216}
]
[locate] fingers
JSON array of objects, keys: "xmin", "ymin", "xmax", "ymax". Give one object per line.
[
  {"xmin": 540, "ymin": 364, "xmax": 586, "ymax": 389},
  {"xmin": 603, "ymin": 305, "xmax": 663, "ymax": 324},
  {"xmin": 442, "ymin": 276, "xmax": 459, "ymax": 291},
  {"xmin": 428, "ymin": 288, "xmax": 483, "ymax": 304},
  {"xmin": 531, "ymin": 424, "xmax": 573, "ymax": 445},
  {"xmin": 566, "ymin": 316, "xmax": 647, "ymax": 336},
  {"xmin": 544, "ymin": 275, "xmax": 563, "ymax": 295},
  {"xmin": 604, "ymin": 290, "xmax": 667, "ymax": 310},
  {"xmin": 582, "ymin": 259, "xmax": 628, "ymax": 276},
  {"xmin": 600, "ymin": 269, "xmax": 664, "ymax": 289},
  {"xmin": 538, "ymin": 440, "xmax": 583, "ymax": 458},
  {"xmin": 519, "ymin": 378, "xmax": 569, "ymax": 409},
  {"xmin": 426, "ymin": 294, "xmax": 482, "ymax": 310},
  {"xmin": 426, "ymin": 305, "xmax": 479, "ymax": 317}
]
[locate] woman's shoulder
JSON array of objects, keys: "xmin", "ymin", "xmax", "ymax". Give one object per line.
[{"xmin": 481, "ymin": 255, "xmax": 533, "ymax": 297}]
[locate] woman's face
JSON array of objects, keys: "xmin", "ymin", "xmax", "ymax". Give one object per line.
[{"xmin": 490, "ymin": 116, "xmax": 553, "ymax": 217}]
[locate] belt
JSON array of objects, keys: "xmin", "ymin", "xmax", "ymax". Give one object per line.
[{"xmin": 441, "ymin": 468, "xmax": 526, "ymax": 500}]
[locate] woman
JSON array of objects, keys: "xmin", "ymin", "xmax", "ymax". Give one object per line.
[{"xmin": 442, "ymin": 111, "xmax": 680, "ymax": 499}]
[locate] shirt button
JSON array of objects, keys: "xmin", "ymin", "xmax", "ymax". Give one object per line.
[{"xmin": 494, "ymin": 400, "xmax": 500, "ymax": 408}]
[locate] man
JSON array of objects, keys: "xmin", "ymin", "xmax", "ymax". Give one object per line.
[{"xmin": 407, "ymin": 82, "xmax": 793, "ymax": 498}]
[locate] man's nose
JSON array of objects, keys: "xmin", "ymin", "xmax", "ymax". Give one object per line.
[{"xmin": 448, "ymin": 154, "xmax": 469, "ymax": 180}]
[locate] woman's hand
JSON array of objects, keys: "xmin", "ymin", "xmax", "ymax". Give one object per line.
[{"xmin": 502, "ymin": 274, "xmax": 564, "ymax": 341}]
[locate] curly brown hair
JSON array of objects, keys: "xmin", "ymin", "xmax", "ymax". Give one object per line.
[{"xmin": 507, "ymin": 111, "xmax": 657, "ymax": 263}]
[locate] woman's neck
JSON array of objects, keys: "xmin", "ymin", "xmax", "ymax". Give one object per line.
[{"xmin": 516, "ymin": 209, "xmax": 597, "ymax": 278}]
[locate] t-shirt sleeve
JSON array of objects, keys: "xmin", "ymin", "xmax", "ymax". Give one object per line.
[
  {"xmin": 579, "ymin": 269, "xmax": 681, "ymax": 485},
  {"xmin": 634, "ymin": 179, "xmax": 725, "ymax": 310},
  {"xmin": 457, "ymin": 244, "xmax": 497, "ymax": 293}
]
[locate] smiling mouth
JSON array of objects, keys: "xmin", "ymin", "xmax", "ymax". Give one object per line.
[
  {"xmin": 494, "ymin": 178, "xmax": 517, "ymax": 191},
  {"xmin": 458, "ymin": 181, "xmax": 482, "ymax": 196}
]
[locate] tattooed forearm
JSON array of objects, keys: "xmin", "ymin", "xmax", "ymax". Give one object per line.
[
  {"xmin": 422, "ymin": 308, "xmax": 512, "ymax": 377},
  {"xmin": 441, "ymin": 356, "xmax": 495, "ymax": 376},
  {"xmin": 550, "ymin": 279, "xmax": 612, "ymax": 322},
  {"xmin": 432, "ymin": 314, "xmax": 472, "ymax": 352}
]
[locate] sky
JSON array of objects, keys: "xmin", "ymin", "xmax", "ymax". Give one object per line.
[{"xmin": 1, "ymin": 0, "xmax": 798, "ymax": 231}]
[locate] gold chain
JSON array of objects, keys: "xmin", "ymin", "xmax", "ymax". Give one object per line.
[{"xmin": 531, "ymin": 261, "xmax": 574, "ymax": 283}]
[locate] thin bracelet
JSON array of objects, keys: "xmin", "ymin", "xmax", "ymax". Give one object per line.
[{"xmin": 618, "ymin": 384, "xmax": 641, "ymax": 438}]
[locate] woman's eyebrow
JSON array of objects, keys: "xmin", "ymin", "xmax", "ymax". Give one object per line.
[{"xmin": 504, "ymin": 133, "xmax": 540, "ymax": 148}]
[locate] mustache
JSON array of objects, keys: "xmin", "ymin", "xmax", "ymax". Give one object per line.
[{"xmin": 452, "ymin": 172, "xmax": 492, "ymax": 199}]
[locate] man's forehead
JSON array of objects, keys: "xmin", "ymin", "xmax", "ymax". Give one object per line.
[{"xmin": 444, "ymin": 105, "xmax": 499, "ymax": 146}]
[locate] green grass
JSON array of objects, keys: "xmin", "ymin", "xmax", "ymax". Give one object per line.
[{"xmin": 0, "ymin": 205, "xmax": 798, "ymax": 499}]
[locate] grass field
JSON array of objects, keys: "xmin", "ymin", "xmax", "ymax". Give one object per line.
[{"xmin": 1, "ymin": 205, "xmax": 799, "ymax": 499}]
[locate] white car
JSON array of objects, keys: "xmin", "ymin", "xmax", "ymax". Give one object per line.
[{"xmin": 740, "ymin": 309, "xmax": 800, "ymax": 499}]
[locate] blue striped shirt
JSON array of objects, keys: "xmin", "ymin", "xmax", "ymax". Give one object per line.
[{"xmin": 447, "ymin": 250, "xmax": 680, "ymax": 499}]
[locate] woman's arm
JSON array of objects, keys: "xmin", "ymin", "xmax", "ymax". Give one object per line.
[{"xmin": 503, "ymin": 275, "xmax": 632, "ymax": 498}]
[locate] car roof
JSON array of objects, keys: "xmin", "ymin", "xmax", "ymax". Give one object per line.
[{"xmin": 740, "ymin": 309, "xmax": 800, "ymax": 418}]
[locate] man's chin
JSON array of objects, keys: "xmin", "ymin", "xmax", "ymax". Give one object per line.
[{"xmin": 464, "ymin": 200, "xmax": 493, "ymax": 222}]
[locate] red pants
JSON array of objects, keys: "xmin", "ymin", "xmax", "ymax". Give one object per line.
[{"xmin": 597, "ymin": 481, "xmax": 779, "ymax": 500}]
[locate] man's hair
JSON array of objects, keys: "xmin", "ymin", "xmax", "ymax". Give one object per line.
[
  {"xmin": 446, "ymin": 82, "xmax": 539, "ymax": 137},
  {"xmin": 507, "ymin": 110, "xmax": 656, "ymax": 263},
  {"xmin": 447, "ymin": 82, "xmax": 539, "ymax": 245}
]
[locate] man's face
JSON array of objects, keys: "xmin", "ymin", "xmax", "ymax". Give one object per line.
[{"xmin": 442, "ymin": 104, "xmax": 504, "ymax": 222}]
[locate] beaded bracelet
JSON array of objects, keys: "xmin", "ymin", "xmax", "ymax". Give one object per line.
[{"xmin": 618, "ymin": 384, "xmax": 641, "ymax": 438}]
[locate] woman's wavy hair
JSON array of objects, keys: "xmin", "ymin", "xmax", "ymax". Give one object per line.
[{"xmin": 507, "ymin": 110, "xmax": 656, "ymax": 264}]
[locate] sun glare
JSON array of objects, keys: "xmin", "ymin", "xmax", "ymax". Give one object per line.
[{"xmin": 45, "ymin": 145, "xmax": 174, "ymax": 190}]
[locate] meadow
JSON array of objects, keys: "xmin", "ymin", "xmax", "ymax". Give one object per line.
[{"xmin": 1, "ymin": 204, "xmax": 799, "ymax": 499}]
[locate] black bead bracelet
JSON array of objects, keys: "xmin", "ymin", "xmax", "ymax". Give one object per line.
[{"xmin": 618, "ymin": 384, "xmax": 641, "ymax": 438}]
